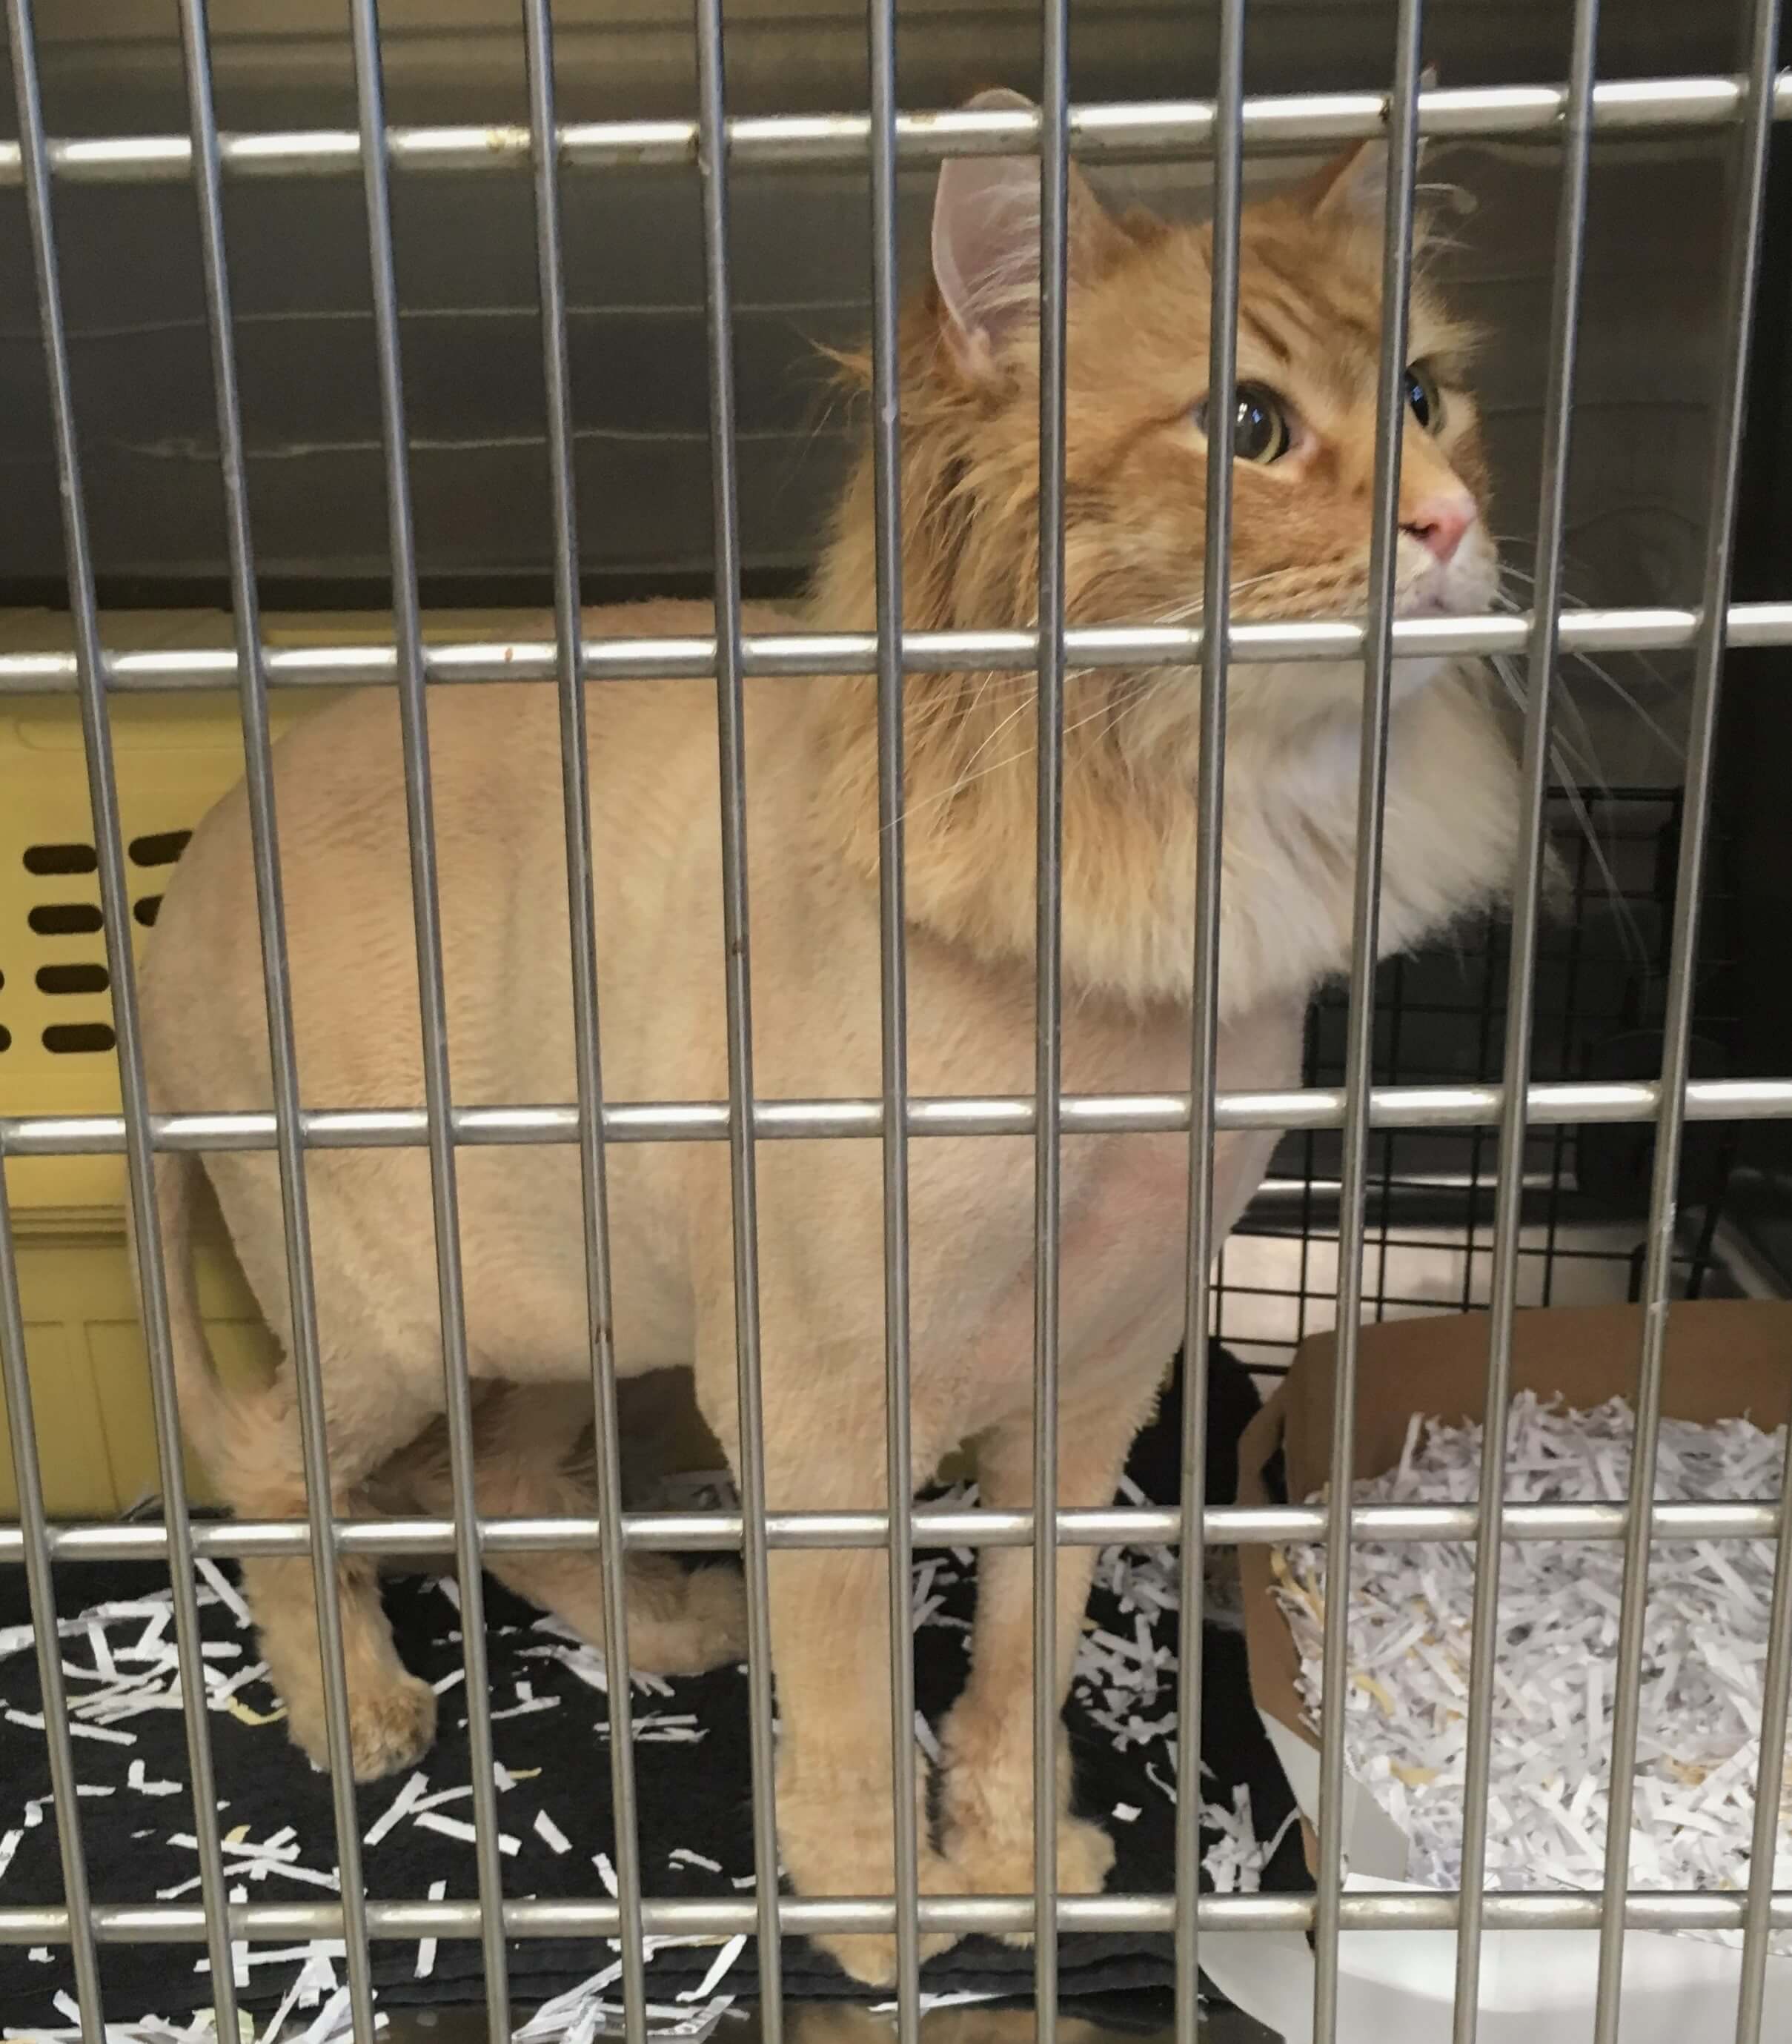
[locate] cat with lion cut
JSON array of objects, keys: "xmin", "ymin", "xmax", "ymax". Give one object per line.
[{"xmin": 138, "ymin": 89, "xmax": 1519, "ymax": 1984}]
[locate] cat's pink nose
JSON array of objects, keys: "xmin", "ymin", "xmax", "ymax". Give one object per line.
[{"xmin": 1402, "ymin": 492, "xmax": 1476, "ymax": 563}]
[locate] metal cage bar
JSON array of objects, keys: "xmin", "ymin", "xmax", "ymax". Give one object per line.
[
  {"xmin": 1, "ymin": 73, "xmax": 1788, "ymax": 186},
  {"xmin": 1593, "ymin": 0, "xmax": 1785, "ymax": 2033},
  {"xmin": 10, "ymin": 1073, "xmax": 1792, "ymax": 1160},
  {"xmin": 517, "ymin": 3, "xmax": 652, "ymax": 2040},
  {"xmin": 173, "ymin": 3, "xmax": 383, "ymax": 2037},
  {"xmin": 1450, "ymin": 0, "xmax": 1602, "ymax": 2031},
  {"xmin": 4, "ymin": 4, "xmax": 246, "ymax": 2037},
  {"xmin": 1033, "ymin": 12, "xmax": 1072, "ymax": 2037},
  {"xmin": 1, "ymin": 16, "xmax": 1790, "ymax": 2038},
  {"xmin": 0, "ymin": 1126, "xmax": 104, "ymax": 2037},
  {"xmin": 5, "ymin": 1887, "xmax": 1791, "ymax": 1946},
  {"xmin": 863, "ymin": 0, "xmax": 923, "ymax": 2023},
  {"xmin": 344, "ymin": 1, "xmax": 514, "ymax": 2032},
  {"xmin": 1, "ymin": 1495, "xmax": 1779, "ymax": 1564},
  {"xmin": 690, "ymin": 0, "xmax": 786, "ymax": 2024},
  {"xmin": 1738, "ymin": 1432, "xmax": 1792, "ymax": 2038},
  {"xmin": 1173, "ymin": 0, "xmax": 1246, "ymax": 2029},
  {"xmin": 5, "ymin": 601, "xmax": 1792, "ymax": 697},
  {"xmin": 1311, "ymin": 18, "xmax": 1424, "ymax": 2035}
]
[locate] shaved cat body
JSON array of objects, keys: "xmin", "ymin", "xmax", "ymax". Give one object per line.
[{"xmin": 139, "ymin": 99, "xmax": 1519, "ymax": 1983}]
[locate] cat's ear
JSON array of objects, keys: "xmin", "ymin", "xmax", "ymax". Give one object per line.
[
  {"xmin": 1307, "ymin": 139, "xmax": 1394, "ymax": 225},
  {"xmin": 932, "ymin": 87, "xmax": 1121, "ymax": 376},
  {"xmin": 1306, "ymin": 67, "xmax": 1437, "ymax": 227}
]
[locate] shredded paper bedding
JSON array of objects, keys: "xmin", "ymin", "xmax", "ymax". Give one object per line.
[
  {"xmin": 1276, "ymin": 1391, "xmax": 1792, "ymax": 1948},
  {"xmin": 0, "ymin": 1347, "xmax": 1303, "ymax": 2040}
]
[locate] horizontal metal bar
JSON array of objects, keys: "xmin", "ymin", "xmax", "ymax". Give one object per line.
[
  {"xmin": 7, "ymin": 1077, "xmax": 1792, "ymax": 1163},
  {"xmin": 2, "ymin": 1889, "xmax": 1788, "ymax": 1945},
  {"xmin": 2, "ymin": 603, "xmax": 1790, "ymax": 697},
  {"xmin": 0, "ymin": 1499, "xmax": 1776, "ymax": 1567},
  {"xmin": 0, "ymin": 76, "xmax": 1787, "ymax": 188}
]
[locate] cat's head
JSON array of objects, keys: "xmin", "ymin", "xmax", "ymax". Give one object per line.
[
  {"xmin": 846, "ymin": 89, "xmax": 1497, "ymax": 744},
  {"xmin": 811, "ymin": 96, "xmax": 1521, "ymax": 1003}
]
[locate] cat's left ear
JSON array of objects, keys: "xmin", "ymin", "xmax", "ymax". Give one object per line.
[
  {"xmin": 1307, "ymin": 67, "xmax": 1437, "ymax": 227},
  {"xmin": 931, "ymin": 87, "xmax": 1126, "ymax": 379}
]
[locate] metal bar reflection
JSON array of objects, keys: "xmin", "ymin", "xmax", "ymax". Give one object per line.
[
  {"xmin": 7, "ymin": 1073, "xmax": 1792, "ymax": 1161},
  {"xmin": 7, "ymin": 601, "xmax": 1792, "ymax": 698},
  {"xmin": 3, "ymin": 1888, "xmax": 1790, "ymax": 1945},
  {"xmin": 0, "ymin": 1494, "xmax": 1779, "ymax": 1566},
  {"xmin": 2, "ymin": 73, "xmax": 1788, "ymax": 187}
]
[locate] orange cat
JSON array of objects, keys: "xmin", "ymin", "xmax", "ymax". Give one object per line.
[{"xmin": 139, "ymin": 92, "xmax": 1519, "ymax": 1982}]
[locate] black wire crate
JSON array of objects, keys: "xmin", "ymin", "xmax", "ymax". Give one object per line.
[{"xmin": 1217, "ymin": 783, "xmax": 1746, "ymax": 1374}]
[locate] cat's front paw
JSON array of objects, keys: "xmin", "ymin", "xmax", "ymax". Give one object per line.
[
  {"xmin": 939, "ymin": 1809, "xmax": 1117, "ymax": 1945},
  {"xmin": 778, "ymin": 1757, "xmax": 960, "ymax": 1985},
  {"xmin": 935, "ymin": 1708, "xmax": 1115, "ymax": 1945}
]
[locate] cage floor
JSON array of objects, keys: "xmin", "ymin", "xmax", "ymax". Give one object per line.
[
  {"xmin": 0, "ymin": 1350, "xmax": 1303, "ymax": 2040},
  {"xmin": 376, "ymin": 1994, "xmax": 1275, "ymax": 2043}
]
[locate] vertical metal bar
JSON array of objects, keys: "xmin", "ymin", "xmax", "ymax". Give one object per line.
[
  {"xmin": 865, "ymin": 0, "xmax": 921, "ymax": 2034},
  {"xmin": 4, "ymin": 4, "xmax": 243, "ymax": 2035},
  {"xmin": 174, "ymin": 5, "xmax": 380, "ymax": 2036},
  {"xmin": 1450, "ymin": 5, "xmax": 1600, "ymax": 2037},
  {"xmin": 518, "ymin": 7, "xmax": 649, "ymax": 2043},
  {"xmin": 1739, "ymin": 1416, "xmax": 1792, "ymax": 2015},
  {"xmin": 1310, "ymin": 23, "xmax": 1424, "ymax": 2044},
  {"xmin": 1593, "ymin": 0, "xmax": 1782, "ymax": 2033},
  {"xmin": 1033, "ymin": 15, "xmax": 1072, "ymax": 2043},
  {"xmin": 1173, "ymin": 0, "xmax": 1247, "ymax": 2035},
  {"xmin": 691, "ymin": 4, "xmax": 785, "ymax": 2034},
  {"xmin": 0, "ymin": 1150, "xmax": 105, "ymax": 2044},
  {"xmin": 1736, "ymin": 1408, "xmax": 1792, "ymax": 2043},
  {"xmin": 343, "ymin": 5, "xmax": 512, "ymax": 2035}
]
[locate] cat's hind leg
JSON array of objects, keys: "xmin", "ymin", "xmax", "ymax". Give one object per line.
[{"xmin": 384, "ymin": 1382, "xmax": 747, "ymax": 1675}]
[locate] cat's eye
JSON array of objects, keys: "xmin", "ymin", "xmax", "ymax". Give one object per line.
[
  {"xmin": 1194, "ymin": 382, "xmax": 1294, "ymax": 465},
  {"xmin": 1405, "ymin": 362, "xmax": 1443, "ymax": 432}
]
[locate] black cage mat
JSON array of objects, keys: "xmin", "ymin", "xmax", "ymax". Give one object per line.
[{"xmin": 0, "ymin": 1347, "xmax": 1307, "ymax": 2028}]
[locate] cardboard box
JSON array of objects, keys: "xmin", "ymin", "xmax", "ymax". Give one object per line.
[{"xmin": 1200, "ymin": 1300, "xmax": 1792, "ymax": 2042}]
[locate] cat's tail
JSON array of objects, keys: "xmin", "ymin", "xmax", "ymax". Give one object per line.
[{"xmin": 130, "ymin": 1152, "xmax": 265, "ymax": 1479}]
